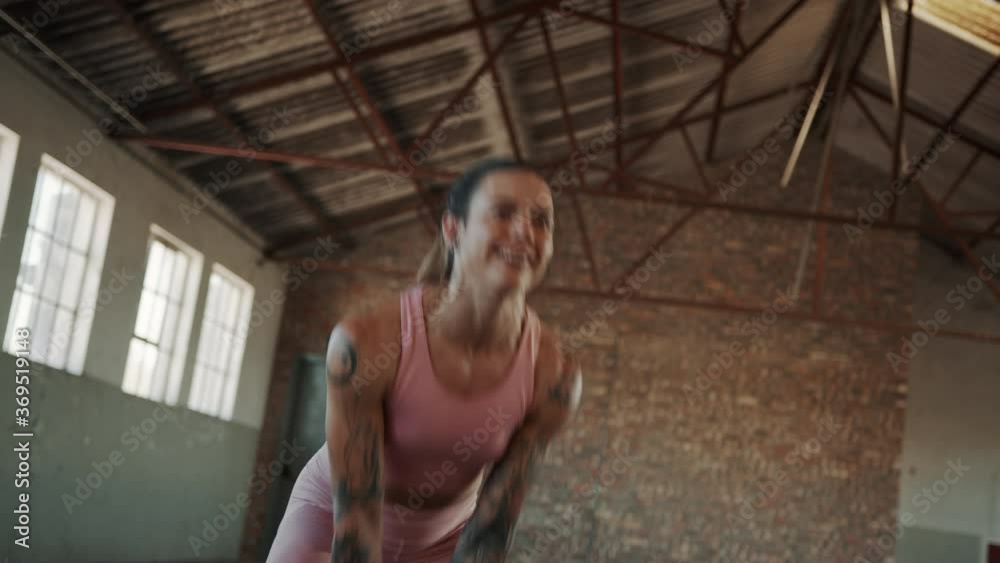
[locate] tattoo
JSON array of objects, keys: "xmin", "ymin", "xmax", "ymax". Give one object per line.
[
  {"xmin": 331, "ymin": 529, "xmax": 370, "ymax": 562},
  {"xmin": 330, "ymin": 337, "xmax": 359, "ymax": 387},
  {"xmin": 332, "ymin": 415, "xmax": 383, "ymax": 523},
  {"xmin": 452, "ymin": 435, "xmax": 540, "ymax": 563}
]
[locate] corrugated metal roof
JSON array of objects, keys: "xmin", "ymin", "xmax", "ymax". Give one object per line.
[{"xmin": 1, "ymin": 0, "xmax": 996, "ymax": 254}]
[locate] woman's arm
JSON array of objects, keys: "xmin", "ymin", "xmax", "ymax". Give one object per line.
[
  {"xmin": 451, "ymin": 346, "xmax": 583, "ymax": 563},
  {"xmin": 326, "ymin": 319, "xmax": 386, "ymax": 563}
]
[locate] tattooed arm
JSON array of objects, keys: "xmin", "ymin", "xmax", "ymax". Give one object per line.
[
  {"xmin": 451, "ymin": 338, "xmax": 583, "ymax": 563},
  {"xmin": 326, "ymin": 318, "xmax": 388, "ymax": 563}
]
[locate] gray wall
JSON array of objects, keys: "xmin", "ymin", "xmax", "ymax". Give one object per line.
[
  {"xmin": 893, "ymin": 240, "xmax": 1000, "ymax": 563},
  {"xmin": 0, "ymin": 47, "xmax": 287, "ymax": 561},
  {"xmin": 836, "ymin": 63, "xmax": 1000, "ymax": 560}
]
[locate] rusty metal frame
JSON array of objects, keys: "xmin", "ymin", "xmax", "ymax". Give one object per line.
[
  {"xmin": 103, "ymin": 0, "xmax": 346, "ymax": 241},
  {"xmin": 300, "ymin": 0, "xmax": 438, "ymax": 239},
  {"xmin": 887, "ymin": 0, "xmax": 914, "ymax": 222},
  {"xmin": 705, "ymin": 0, "xmax": 741, "ymax": 162},
  {"xmin": 280, "ymin": 259, "xmax": 1000, "ymax": 345},
  {"xmin": 850, "ymin": 60, "xmax": 1000, "ymax": 301},
  {"xmin": 595, "ymin": 0, "xmax": 812, "ymax": 194},
  {"xmin": 468, "ymin": 0, "xmax": 524, "ymax": 162},
  {"xmin": 539, "ymin": 10, "xmax": 601, "ymax": 290}
]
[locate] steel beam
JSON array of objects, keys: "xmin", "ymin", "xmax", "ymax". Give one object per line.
[
  {"xmin": 281, "ymin": 260, "xmax": 1000, "ymax": 345},
  {"xmin": 468, "ymin": 0, "xmax": 523, "ymax": 162},
  {"xmin": 597, "ymin": 0, "xmax": 812, "ymax": 193},
  {"xmin": 135, "ymin": 1, "xmax": 554, "ymax": 123},
  {"xmin": 705, "ymin": 1, "xmax": 740, "ymax": 162},
  {"xmin": 941, "ymin": 150, "xmax": 982, "ymax": 207},
  {"xmin": 540, "ymin": 12, "xmax": 601, "ymax": 290},
  {"xmin": 103, "ymin": 0, "xmax": 342, "ymax": 240},
  {"xmin": 887, "ymin": 0, "xmax": 914, "ymax": 221},
  {"xmin": 301, "ymin": 0, "xmax": 438, "ymax": 235},
  {"xmin": 572, "ymin": 10, "xmax": 735, "ymax": 61}
]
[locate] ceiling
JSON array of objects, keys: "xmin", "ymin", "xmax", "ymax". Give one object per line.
[{"xmin": 0, "ymin": 0, "xmax": 997, "ymax": 260}]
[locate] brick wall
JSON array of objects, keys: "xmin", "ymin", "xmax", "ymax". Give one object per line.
[{"xmin": 241, "ymin": 140, "xmax": 918, "ymax": 562}]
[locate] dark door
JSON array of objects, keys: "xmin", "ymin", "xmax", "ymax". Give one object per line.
[{"xmin": 259, "ymin": 353, "xmax": 328, "ymax": 560}]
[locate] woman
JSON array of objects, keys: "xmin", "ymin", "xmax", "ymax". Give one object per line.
[{"xmin": 267, "ymin": 159, "xmax": 583, "ymax": 562}]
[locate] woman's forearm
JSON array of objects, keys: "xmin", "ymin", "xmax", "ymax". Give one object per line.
[{"xmin": 451, "ymin": 430, "xmax": 542, "ymax": 563}]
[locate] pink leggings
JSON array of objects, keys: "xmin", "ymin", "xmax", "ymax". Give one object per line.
[{"xmin": 266, "ymin": 446, "xmax": 472, "ymax": 562}]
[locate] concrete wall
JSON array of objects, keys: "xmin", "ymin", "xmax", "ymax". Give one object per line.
[
  {"xmin": 891, "ymin": 240, "xmax": 1000, "ymax": 563},
  {"xmin": 0, "ymin": 47, "xmax": 288, "ymax": 561}
]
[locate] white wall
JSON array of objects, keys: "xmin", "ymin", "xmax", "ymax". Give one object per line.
[{"xmin": 0, "ymin": 47, "xmax": 286, "ymax": 430}]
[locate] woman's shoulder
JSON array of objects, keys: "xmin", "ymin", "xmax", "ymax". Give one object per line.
[
  {"xmin": 335, "ymin": 289, "xmax": 405, "ymax": 338},
  {"xmin": 531, "ymin": 319, "xmax": 582, "ymax": 399}
]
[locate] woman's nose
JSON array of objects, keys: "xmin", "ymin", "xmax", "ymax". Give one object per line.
[{"xmin": 512, "ymin": 211, "xmax": 534, "ymax": 241}]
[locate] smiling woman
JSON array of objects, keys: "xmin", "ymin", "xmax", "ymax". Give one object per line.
[{"xmin": 265, "ymin": 158, "xmax": 583, "ymax": 563}]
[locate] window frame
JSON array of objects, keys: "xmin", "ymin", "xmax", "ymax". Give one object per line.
[
  {"xmin": 0, "ymin": 121, "xmax": 20, "ymax": 238},
  {"xmin": 3, "ymin": 154, "xmax": 115, "ymax": 374},
  {"xmin": 121, "ymin": 225, "xmax": 204, "ymax": 405},
  {"xmin": 187, "ymin": 263, "xmax": 254, "ymax": 421}
]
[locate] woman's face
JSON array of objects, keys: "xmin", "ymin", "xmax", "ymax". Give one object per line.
[{"xmin": 447, "ymin": 169, "xmax": 555, "ymax": 293}]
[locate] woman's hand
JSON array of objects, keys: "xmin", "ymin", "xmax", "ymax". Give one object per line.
[{"xmin": 450, "ymin": 343, "xmax": 582, "ymax": 562}]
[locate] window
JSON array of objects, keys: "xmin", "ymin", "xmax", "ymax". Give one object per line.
[
  {"xmin": 4, "ymin": 154, "xmax": 115, "ymax": 374},
  {"xmin": 121, "ymin": 226, "xmax": 203, "ymax": 404},
  {"xmin": 187, "ymin": 264, "xmax": 254, "ymax": 420},
  {"xmin": 0, "ymin": 121, "xmax": 19, "ymax": 236}
]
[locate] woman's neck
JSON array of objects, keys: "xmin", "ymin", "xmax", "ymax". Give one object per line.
[{"xmin": 429, "ymin": 280, "xmax": 525, "ymax": 353}]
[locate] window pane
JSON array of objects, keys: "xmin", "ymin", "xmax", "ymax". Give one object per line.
[
  {"xmin": 137, "ymin": 288, "xmax": 156, "ymax": 341},
  {"xmin": 42, "ymin": 243, "xmax": 69, "ymax": 303},
  {"xmin": 60, "ymin": 251, "xmax": 86, "ymax": 307},
  {"xmin": 18, "ymin": 231, "xmax": 42, "ymax": 293},
  {"xmin": 71, "ymin": 194, "xmax": 96, "ymax": 252},
  {"xmin": 30, "ymin": 173, "xmax": 62, "ymax": 232},
  {"xmin": 152, "ymin": 350, "xmax": 171, "ymax": 403},
  {"xmin": 204, "ymin": 278, "xmax": 219, "ymax": 322},
  {"xmin": 139, "ymin": 341, "xmax": 158, "ymax": 399},
  {"xmin": 158, "ymin": 248, "xmax": 175, "ymax": 296},
  {"xmin": 170, "ymin": 253, "xmax": 188, "ymax": 301},
  {"xmin": 161, "ymin": 302, "xmax": 180, "ymax": 353},
  {"xmin": 147, "ymin": 293, "xmax": 167, "ymax": 344},
  {"xmin": 122, "ymin": 337, "xmax": 144, "ymax": 395},
  {"xmin": 52, "ymin": 183, "xmax": 79, "ymax": 245},
  {"xmin": 146, "ymin": 241, "xmax": 164, "ymax": 294},
  {"xmin": 10, "ymin": 290, "xmax": 34, "ymax": 334},
  {"xmin": 223, "ymin": 283, "xmax": 239, "ymax": 329},
  {"xmin": 33, "ymin": 301, "xmax": 56, "ymax": 364}
]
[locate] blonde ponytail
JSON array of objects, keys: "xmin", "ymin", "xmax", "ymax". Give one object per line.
[{"xmin": 416, "ymin": 233, "xmax": 453, "ymax": 286}]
